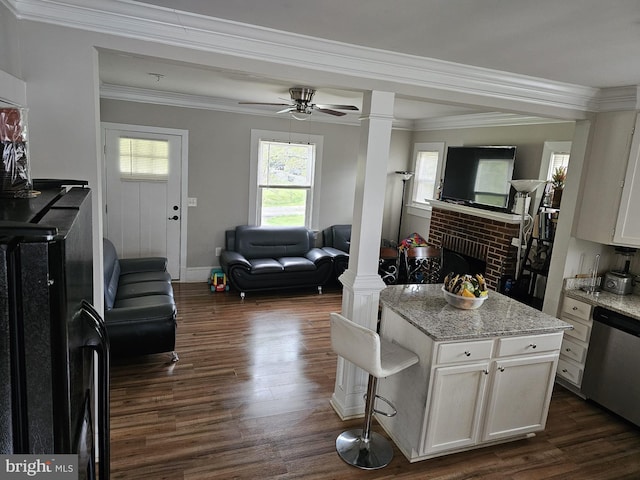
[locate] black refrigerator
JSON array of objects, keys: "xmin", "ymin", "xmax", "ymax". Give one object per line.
[{"xmin": 0, "ymin": 182, "xmax": 109, "ymax": 480}]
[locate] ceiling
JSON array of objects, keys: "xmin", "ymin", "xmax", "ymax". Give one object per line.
[{"xmin": 94, "ymin": 0, "xmax": 640, "ymax": 123}]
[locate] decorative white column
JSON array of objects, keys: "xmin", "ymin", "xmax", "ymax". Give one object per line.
[{"xmin": 330, "ymin": 90, "xmax": 395, "ymax": 419}]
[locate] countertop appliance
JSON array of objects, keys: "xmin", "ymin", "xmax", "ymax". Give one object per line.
[
  {"xmin": 582, "ymin": 306, "xmax": 640, "ymax": 427},
  {"xmin": 603, "ymin": 247, "xmax": 636, "ymax": 295},
  {"xmin": 0, "ymin": 181, "xmax": 109, "ymax": 480},
  {"xmin": 602, "ymin": 271, "xmax": 634, "ymax": 295}
]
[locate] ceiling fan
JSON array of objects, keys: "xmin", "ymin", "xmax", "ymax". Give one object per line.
[{"xmin": 239, "ymin": 87, "xmax": 359, "ymax": 118}]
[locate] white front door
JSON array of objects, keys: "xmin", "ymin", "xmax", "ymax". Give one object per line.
[{"xmin": 103, "ymin": 124, "xmax": 184, "ymax": 279}]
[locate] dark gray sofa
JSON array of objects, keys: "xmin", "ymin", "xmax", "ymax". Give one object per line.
[
  {"xmin": 321, "ymin": 224, "xmax": 351, "ymax": 279},
  {"xmin": 220, "ymin": 225, "xmax": 333, "ymax": 298},
  {"xmin": 103, "ymin": 238, "xmax": 178, "ymax": 361}
]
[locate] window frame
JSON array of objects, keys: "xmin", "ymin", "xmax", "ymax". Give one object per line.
[
  {"xmin": 408, "ymin": 142, "xmax": 446, "ymax": 210},
  {"xmin": 249, "ymin": 129, "xmax": 323, "ymax": 229}
]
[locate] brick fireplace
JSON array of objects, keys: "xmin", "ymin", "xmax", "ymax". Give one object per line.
[{"xmin": 428, "ymin": 206, "xmax": 521, "ymax": 290}]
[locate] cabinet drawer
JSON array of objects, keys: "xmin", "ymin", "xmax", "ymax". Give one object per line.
[
  {"xmin": 496, "ymin": 332, "xmax": 563, "ymax": 357},
  {"xmin": 557, "ymin": 358, "xmax": 583, "ymax": 386},
  {"xmin": 560, "ymin": 337, "xmax": 587, "ymax": 364},
  {"xmin": 562, "ymin": 316, "xmax": 591, "ymax": 343},
  {"xmin": 562, "ymin": 297, "xmax": 592, "ymax": 322},
  {"xmin": 436, "ymin": 340, "xmax": 494, "ymax": 364}
]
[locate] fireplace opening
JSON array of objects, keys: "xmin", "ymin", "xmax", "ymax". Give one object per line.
[{"xmin": 442, "ymin": 248, "xmax": 486, "ymax": 278}]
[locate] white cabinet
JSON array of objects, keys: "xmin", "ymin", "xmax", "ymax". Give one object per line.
[
  {"xmin": 555, "ymin": 295, "xmax": 592, "ymax": 392},
  {"xmin": 614, "ymin": 114, "xmax": 640, "ymax": 245},
  {"xmin": 423, "ymin": 334, "xmax": 560, "ymax": 455},
  {"xmin": 422, "ymin": 362, "xmax": 489, "ymax": 454},
  {"xmin": 482, "ymin": 353, "xmax": 558, "ymax": 442},
  {"xmin": 376, "ymin": 308, "xmax": 564, "ymax": 462},
  {"xmin": 575, "ymin": 111, "xmax": 640, "ymax": 246}
]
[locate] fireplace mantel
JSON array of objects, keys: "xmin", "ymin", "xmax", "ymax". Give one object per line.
[{"xmin": 426, "ymin": 200, "xmax": 522, "ymax": 224}]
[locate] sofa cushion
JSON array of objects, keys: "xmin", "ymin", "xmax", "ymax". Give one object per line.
[
  {"xmin": 234, "ymin": 225, "xmax": 312, "ymax": 259},
  {"xmin": 278, "ymin": 256, "xmax": 316, "ymax": 272},
  {"xmin": 118, "ymin": 270, "xmax": 172, "ymax": 285},
  {"xmin": 249, "ymin": 258, "xmax": 285, "ymax": 274},
  {"xmin": 115, "ymin": 280, "xmax": 174, "ymax": 300},
  {"xmin": 114, "ymin": 294, "xmax": 175, "ymax": 309}
]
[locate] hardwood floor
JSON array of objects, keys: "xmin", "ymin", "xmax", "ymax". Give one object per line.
[{"xmin": 109, "ymin": 283, "xmax": 640, "ymax": 479}]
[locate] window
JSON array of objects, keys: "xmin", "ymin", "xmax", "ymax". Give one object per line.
[
  {"xmin": 250, "ymin": 130, "xmax": 323, "ymax": 228},
  {"xmin": 410, "ymin": 142, "xmax": 445, "ymax": 206},
  {"xmin": 547, "ymin": 151, "xmax": 570, "ymax": 180},
  {"xmin": 119, "ymin": 137, "xmax": 169, "ymax": 181}
]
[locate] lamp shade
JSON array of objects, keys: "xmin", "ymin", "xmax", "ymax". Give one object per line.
[{"xmin": 510, "ymin": 179, "xmax": 546, "ymax": 193}]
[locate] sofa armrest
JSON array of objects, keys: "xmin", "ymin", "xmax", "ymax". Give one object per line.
[
  {"xmin": 220, "ymin": 249, "xmax": 251, "ymax": 269},
  {"xmin": 119, "ymin": 257, "xmax": 168, "ymax": 274},
  {"xmin": 305, "ymin": 247, "xmax": 332, "ymax": 265},
  {"xmin": 321, "ymin": 246, "xmax": 348, "ymax": 259}
]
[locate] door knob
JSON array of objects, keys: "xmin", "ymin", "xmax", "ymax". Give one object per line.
[{"xmin": 168, "ymin": 215, "xmax": 179, "ymax": 220}]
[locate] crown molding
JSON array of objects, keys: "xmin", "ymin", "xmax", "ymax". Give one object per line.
[
  {"xmin": 597, "ymin": 86, "xmax": 640, "ymax": 112},
  {"xmin": 413, "ymin": 112, "xmax": 573, "ymax": 131},
  {"xmin": 6, "ymin": 0, "xmax": 604, "ymax": 117},
  {"xmin": 101, "ymin": 83, "xmax": 571, "ymax": 131}
]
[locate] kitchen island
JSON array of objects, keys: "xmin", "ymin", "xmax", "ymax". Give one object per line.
[{"xmin": 376, "ymin": 284, "xmax": 572, "ymax": 462}]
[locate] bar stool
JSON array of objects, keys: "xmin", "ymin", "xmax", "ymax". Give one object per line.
[
  {"xmin": 378, "ymin": 247, "xmax": 400, "ymax": 285},
  {"xmin": 405, "ymin": 245, "xmax": 442, "ymax": 284},
  {"xmin": 329, "ymin": 313, "xmax": 419, "ymax": 469}
]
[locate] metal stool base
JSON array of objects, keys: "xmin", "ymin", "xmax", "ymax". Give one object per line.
[{"xmin": 335, "ymin": 429, "xmax": 393, "ymax": 470}]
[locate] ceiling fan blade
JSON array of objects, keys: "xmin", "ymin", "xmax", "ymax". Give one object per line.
[
  {"xmin": 238, "ymin": 102, "xmax": 292, "ymax": 106},
  {"xmin": 315, "ymin": 104, "xmax": 359, "ymax": 111},
  {"xmin": 277, "ymin": 106, "xmax": 297, "ymax": 114},
  {"xmin": 315, "ymin": 107, "xmax": 346, "ymax": 116}
]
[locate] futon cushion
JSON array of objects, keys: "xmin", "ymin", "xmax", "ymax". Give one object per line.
[{"xmin": 278, "ymin": 257, "xmax": 316, "ymax": 272}]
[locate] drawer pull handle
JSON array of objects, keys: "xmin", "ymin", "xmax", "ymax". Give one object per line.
[
  {"xmin": 572, "ymin": 306, "xmax": 578, "ymax": 311},
  {"xmin": 562, "ymin": 369, "xmax": 568, "ymax": 373},
  {"xmin": 483, "ymin": 369, "xmax": 489, "ymax": 375},
  {"xmin": 565, "ymin": 348, "xmax": 571, "ymax": 352},
  {"xmin": 529, "ymin": 343, "xmax": 537, "ymax": 349},
  {"xmin": 464, "ymin": 351, "xmax": 471, "ymax": 357},
  {"xmin": 498, "ymin": 366, "xmax": 505, "ymax": 372}
]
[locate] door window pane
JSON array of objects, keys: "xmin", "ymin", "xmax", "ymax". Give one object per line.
[{"xmin": 119, "ymin": 138, "xmax": 169, "ymax": 181}]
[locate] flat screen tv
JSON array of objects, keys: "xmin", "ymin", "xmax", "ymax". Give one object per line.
[{"xmin": 440, "ymin": 146, "xmax": 516, "ymax": 212}]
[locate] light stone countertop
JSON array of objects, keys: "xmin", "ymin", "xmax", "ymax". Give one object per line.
[
  {"xmin": 564, "ymin": 288, "xmax": 640, "ymax": 321},
  {"xmin": 379, "ymin": 283, "xmax": 572, "ymax": 342}
]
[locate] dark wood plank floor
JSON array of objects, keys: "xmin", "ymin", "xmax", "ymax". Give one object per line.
[{"xmin": 109, "ymin": 283, "xmax": 640, "ymax": 479}]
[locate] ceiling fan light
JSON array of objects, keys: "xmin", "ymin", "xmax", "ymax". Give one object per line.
[{"xmin": 291, "ymin": 111, "xmax": 312, "ymax": 121}]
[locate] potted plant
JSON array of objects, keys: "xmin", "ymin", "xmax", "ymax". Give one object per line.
[{"xmin": 551, "ymin": 166, "xmax": 566, "ymax": 208}]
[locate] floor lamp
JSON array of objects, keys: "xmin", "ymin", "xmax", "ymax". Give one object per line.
[
  {"xmin": 396, "ymin": 171, "xmax": 414, "ymax": 245},
  {"xmin": 509, "ymin": 179, "xmax": 546, "ymax": 279}
]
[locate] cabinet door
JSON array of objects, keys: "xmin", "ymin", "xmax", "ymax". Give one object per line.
[
  {"xmin": 575, "ymin": 111, "xmax": 636, "ymax": 244},
  {"xmin": 482, "ymin": 354, "xmax": 558, "ymax": 442},
  {"xmin": 614, "ymin": 114, "xmax": 640, "ymax": 246},
  {"xmin": 422, "ymin": 362, "xmax": 489, "ymax": 454}
]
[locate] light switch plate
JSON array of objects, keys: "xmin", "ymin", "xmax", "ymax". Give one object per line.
[{"xmin": 188, "ymin": 197, "xmax": 197, "ymax": 207}]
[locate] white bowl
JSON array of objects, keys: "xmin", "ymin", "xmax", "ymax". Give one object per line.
[{"xmin": 442, "ymin": 286, "xmax": 487, "ymax": 310}]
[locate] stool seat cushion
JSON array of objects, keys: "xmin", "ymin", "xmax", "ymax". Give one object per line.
[{"xmin": 330, "ymin": 313, "xmax": 419, "ymax": 378}]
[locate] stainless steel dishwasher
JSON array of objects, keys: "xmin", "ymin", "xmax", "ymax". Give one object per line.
[{"xmin": 582, "ymin": 306, "xmax": 640, "ymax": 427}]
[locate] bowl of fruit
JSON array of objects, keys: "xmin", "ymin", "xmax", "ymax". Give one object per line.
[{"xmin": 442, "ymin": 273, "xmax": 488, "ymax": 310}]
